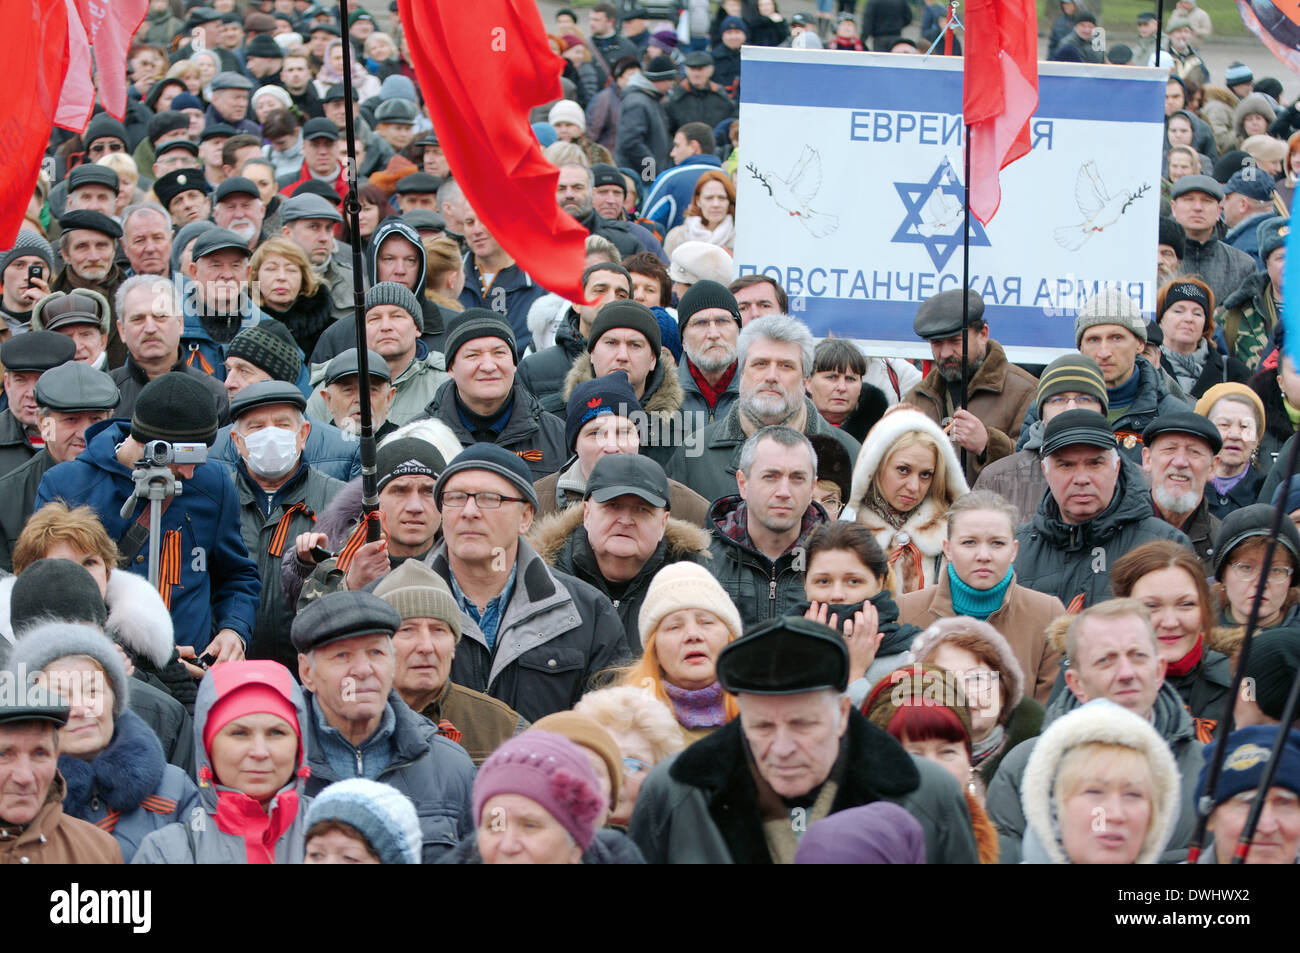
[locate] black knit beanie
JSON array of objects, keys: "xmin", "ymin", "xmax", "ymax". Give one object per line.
[
  {"xmin": 587, "ymin": 300, "xmax": 662, "ymax": 354},
  {"xmin": 10, "ymin": 559, "xmax": 108, "ymax": 633},
  {"xmin": 444, "ymin": 308, "xmax": 517, "ymax": 367},
  {"xmin": 365, "ymin": 281, "xmax": 424, "ymax": 332},
  {"xmin": 376, "ymin": 437, "xmax": 446, "ymax": 493},
  {"xmin": 226, "ymin": 319, "xmax": 302, "ymax": 383},
  {"xmin": 131, "ymin": 372, "xmax": 219, "ymax": 446},
  {"xmin": 1158, "ymin": 216, "xmax": 1185, "ymax": 259},
  {"xmin": 676, "ymin": 279, "xmax": 740, "ymax": 333}
]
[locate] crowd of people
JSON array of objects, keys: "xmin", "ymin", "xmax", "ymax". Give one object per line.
[{"xmin": 0, "ymin": 0, "xmax": 1298, "ymax": 869}]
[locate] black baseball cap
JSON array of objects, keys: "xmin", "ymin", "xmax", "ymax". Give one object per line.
[
  {"xmin": 191, "ymin": 227, "xmax": 252, "ymax": 260},
  {"xmin": 1041, "ymin": 408, "xmax": 1118, "ymax": 456},
  {"xmin": 302, "ymin": 117, "xmax": 340, "ymax": 141},
  {"xmin": 584, "ymin": 453, "xmax": 670, "ymax": 510}
]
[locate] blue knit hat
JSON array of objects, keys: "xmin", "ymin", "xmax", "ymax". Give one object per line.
[
  {"xmin": 304, "ymin": 779, "xmax": 423, "ymax": 864},
  {"xmin": 1197, "ymin": 726, "xmax": 1300, "ymax": 811}
]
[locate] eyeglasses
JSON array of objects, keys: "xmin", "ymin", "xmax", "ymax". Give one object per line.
[
  {"xmin": 440, "ymin": 490, "xmax": 527, "ymax": 509},
  {"xmin": 685, "ymin": 316, "xmax": 735, "ymax": 332},
  {"xmin": 1228, "ymin": 561, "xmax": 1293, "ymax": 583},
  {"xmin": 87, "ymin": 141, "xmax": 126, "ymax": 157},
  {"xmin": 1043, "ymin": 394, "xmax": 1103, "ymax": 409},
  {"xmin": 622, "ymin": 757, "xmax": 650, "ymax": 777}
]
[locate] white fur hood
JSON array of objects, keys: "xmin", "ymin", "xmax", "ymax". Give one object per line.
[{"xmin": 847, "ymin": 407, "xmax": 969, "ymax": 512}]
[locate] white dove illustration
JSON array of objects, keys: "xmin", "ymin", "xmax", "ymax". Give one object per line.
[
  {"xmin": 747, "ymin": 147, "xmax": 840, "ymax": 238},
  {"xmin": 916, "ymin": 174, "xmax": 964, "ymax": 237},
  {"xmin": 1054, "ymin": 161, "xmax": 1150, "ymax": 251}
]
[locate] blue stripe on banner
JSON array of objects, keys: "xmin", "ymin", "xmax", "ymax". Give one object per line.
[
  {"xmin": 1284, "ymin": 217, "xmax": 1300, "ymax": 367},
  {"xmin": 742, "ymin": 61, "xmax": 1161, "ymax": 123},
  {"xmin": 794, "ymin": 297, "xmax": 1083, "ymax": 349}
]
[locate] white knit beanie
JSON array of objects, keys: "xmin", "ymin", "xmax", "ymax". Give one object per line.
[
  {"xmin": 637, "ymin": 562, "xmax": 744, "ymax": 648},
  {"xmin": 548, "ymin": 99, "xmax": 585, "ymax": 129}
]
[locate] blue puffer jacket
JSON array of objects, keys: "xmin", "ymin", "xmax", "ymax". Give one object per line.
[
  {"xmin": 300, "ymin": 691, "xmax": 476, "ymax": 863},
  {"xmin": 35, "ymin": 420, "xmax": 261, "ymax": 649},
  {"xmin": 209, "ymin": 415, "xmax": 362, "ymax": 482},
  {"xmin": 58, "ymin": 710, "xmax": 201, "ymax": 863},
  {"xmin": 178, "ymin": 284, "xmax": 311, "ymax": 395}
]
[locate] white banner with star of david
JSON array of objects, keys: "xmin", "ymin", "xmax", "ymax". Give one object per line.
[{"xmin": 734, "ymin": 48, "xmax": 1168, "ymax": 363}]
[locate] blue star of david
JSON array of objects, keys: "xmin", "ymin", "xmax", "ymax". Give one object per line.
[{"xmin": 893, "ymin": 158, "xmax": 991, "ymax": 270}]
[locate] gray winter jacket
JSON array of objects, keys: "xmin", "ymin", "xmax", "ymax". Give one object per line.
[
  {"xmin": 1181, "ymin": 235, "xmax": 1260, "ymax": 312},
  {"xmin": 616, "ymin": 72, "xmax": 671, "ymax": 185},
  {"xmin": 1014, "ymin": 457, "xmax": 1190, "ymax": 609},
  {"xmin": 986, "ymin": 680, "xmax": 1203, "ymax": 863},
  {"xmin": 665, "ymin": 398, "xmax": 861, "ymax": 507},
  {"xmin": 300, "ymin": 691, "xmax": 476, "ymax": 864}
]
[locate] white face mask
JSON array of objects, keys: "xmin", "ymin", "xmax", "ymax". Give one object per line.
[{"xmin": 243, "ymin": 425, "xmax": 299, "ymax": 478}]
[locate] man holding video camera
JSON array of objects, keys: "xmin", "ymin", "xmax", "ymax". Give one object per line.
[{"xmin": 34, "ymin": 372, "xmax": 260, "ymax": 666}]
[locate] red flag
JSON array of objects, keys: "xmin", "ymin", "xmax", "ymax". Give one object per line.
[
  {"xmin": 56, "ymin": 0, "xmax": 96, "ymax": 133},
  {"xmin": 76, "ymin": 0, "xmax": 150, "ymax": 121},
  {"xmin": 963, "ymin": 0, "xmax": 1038, "ymax": 224},
  {"xmin": 0, "ymin": 0, "xmax": 71, "ymax": 248},
  {"xmin": 397, "ymin": 0, "xmax": 588, "ymax": 303}
]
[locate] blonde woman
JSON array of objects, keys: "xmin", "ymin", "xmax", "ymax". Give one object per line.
[
  {"xmin": 249, "ymin": 237, "xmax": 332, "ymax": 356},
  {"xmin": 575, "ymin": 685, "xmax": 685, "ymax": 826}
]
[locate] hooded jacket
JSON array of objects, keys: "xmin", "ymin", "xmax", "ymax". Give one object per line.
[
  {"xmin": 431, "ymin": 538, "xmax": 630, "ymax": 723},
  {"xmin": 530, "ymin": 503, "xmax": 712, "ymax": 656},
  {"xmin": 1014, "ymin": 457, "xmax": 1190, "ymax": 610},
  {"xmin": 986, "ymin": 680, "xmax": 1202, "ymax": 863},
  {"xmin": 1018, "ymin": 701, "xmax": 1182, "ymax": 864},
  {"xmin": 1221, "ymin": 270, "xmax": 1280, "ymax": 370},
  {"xmin": 56, "ymin": 709, "xmax": 200, "ymax": 863},
  {"xmin": 299, "ymin": 691, "xmax": 475, "ymax": 863},
  {"xmin": 903, "ymin": 339, "xmax": 1038, "ymax": 482},
  {"xmin": 517, "ymin": 305, "xmax": 587, "ymax": 414},
  {"xmin": 562, "ymin": 350, "xmax": 687, "ymax": 468},
  {"xmin": 132, "ymin": 664, "xmax": 313, "ymax": 864},
  {"xmin": 665, "ymin": 397, "xmax": 861, "ymax": 507},
  {"xmin": 615, "ymin": 73, "xmax": 671, "ymax": 191},
  {"xmin": 707, "ymin": 495, "xmax": 826, "ymax": 633},
  {"xmin": 843, "ymin": 409, "xmax": 971, "ymax": 594},
  {"xmin": 35, "ymin": 420, "xmax": 262, "ymax": 650},
  {"xmin": 308, "ymin": 219, "xmax": 449, "ymax": 364},
  {"xmin": 629, "ymin": 709, "xmax": 980, "ymax": 864},
  {"xmin": 0, "ymin": 773, "xmax": 122, "ymax": 865},
  {"xmin": 421, "ymin": 378, "xmax": 568, "ymax": 482}
]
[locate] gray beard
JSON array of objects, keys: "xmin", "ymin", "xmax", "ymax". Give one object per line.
[
  {"xmin": 937, "ymin": 352, "xmax": 986, "ymax": 383},
  {"xmin": 1154, "ymin": 484, "xmax": 1200, "ymax": 516},
  {"xmin": 685, "ymin": 341, "xmax": 737, "ymax": 374},
  {"xmin": 740, "ymin": 390, "xmax": 800, "ymax": 426}
]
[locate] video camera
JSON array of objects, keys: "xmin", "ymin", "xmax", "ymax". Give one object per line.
[{"xmin": 137, "ymin": 440, "xmax": 208, "ymax": 468}]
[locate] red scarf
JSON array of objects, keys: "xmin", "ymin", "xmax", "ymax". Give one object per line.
[
  {"xmin": 688, "ymin": 359, "xmax": 736, "ymax": 410},
  {"xmin": 1166, "ymin": 634, "xmax": 1205, "ymax": 678},
  {"xmin": 203, "ymin": 765, "xmax": 308, "ymax": 864}
]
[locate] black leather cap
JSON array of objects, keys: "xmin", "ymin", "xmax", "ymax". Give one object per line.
[{"xmin": 717, "ymin": 616, "xmax": 849, "ymax": 694}]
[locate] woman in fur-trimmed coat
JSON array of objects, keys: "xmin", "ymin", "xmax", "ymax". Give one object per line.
[{"xmin": 842, "ymin": 408, "xmax": 969, "ymax": 595}]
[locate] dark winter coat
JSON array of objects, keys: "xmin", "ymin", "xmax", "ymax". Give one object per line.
[
  {"xmin": 109, "ymin": 355, "xmax": 231, "ymax": 427},
  {"xmin": 430, "ymin": 538, "xmax": 630, "ymax": 723},
  {"xmin": 571, "ymin": 206, "xmax": 645, "ymax": 258},
  {"xmin": 421, "ymin": 378, "xmax": 568, "ymax": 482},
  {"xmin": 58, "ymin": 710, "xmax": 201, "ymax": 864},
  {"xmin": 235, "ymin": 462, "xmax": 344, "ymax": 671},
  {"xmin": 707, "ymin": 495, "xmax": 826, "ymax": 633},
  {"xmin": 665, "ymin": 398, "xmax": 861, "ymax": 507},
  {"xmin": 36, "ymin": 420, "xmax": 261, "ymax": 650},
  {"xmin": 862, "ymin": 0, "xmax": 914, "ymax": 47},
  {"xmin": 0, "ymin": 447, "xmax": 55, "ymax": 570},
  {"xmin": 1175, "ymin": 344, "xmax": 1252, "ymax": 400},
  {"xmin": 1154, "ymin": 495, "xmax": 1220, "ymax": 578},
  {"xmin": 1181, "ymin": 235, "xmax": 1260, "ymax": 312},
  {"xmin": 1168, "ymin": 648, "xmax": 1233, "ymax": 742},
  {"xmin": 260, "ymin": 284, "xmax": 335, "ymax": 360},
  {"xmin": 531, "ymin": 504, "xmax": 712, "ymax": 656},
  {"xmin": 1249, "ymin": 365, "xmax": 1294, "ymax": 470},
  {"xmin": 629, "ymin": 709, "xmax": 980, "ymax": 864},
  {"xmin": 616, "ymin": 73, "xmax": 672, "ymax": 188},
  {"xmin": 1014, "ymin": 458, "xmax": 1191, "ymax": 610},
  {"xmin": 0, "ymin": 409, "xmax": 37, "ymax": 477},
  {"xmin": 517, "ymin": 308, "xmax": 587, "ymax": 415},
  {"xmin": 457, "ymin": 251, "xmax": 548, "ymax": 347},
  {"xmin": 300, "ymin": 691, "xmax": 476, "ymax": 864},
  {"xmin": 664, "ymin": 79, "xmax": 738, "ymax": 136},
  {"xmin": 708, "ymin": 43, "xmax": 742, "ymax": 95},
  {"xmin": 210, "ymin": 414, "xmax": 362, "ymax": 484},
  {"xmin": 533, "ymin": 462, "xmax": 711, "ymax": 527}
]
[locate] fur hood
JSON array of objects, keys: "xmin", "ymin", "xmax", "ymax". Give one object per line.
[
  {"xmin": 1201, "ymin": 85, "xmax": 1239, "ymax": 109},
  {"xmin": 527, "ymin": 500, "xmax": 711, "ymax": 565},
  {"xmin": 1233, "ymin": 92, "xmax": 1276, "ymax": 136},
  {"xmin": 0, "ymin": 570, "xmax": 175, "ymax": 670},
  {"xmin": 1020, "ymin": 699, "xmax": 1181, "ymax": 865},
  {"xmin": 561, "ymin": 348, "xmax": 686, "ymax": 418},
  {"xmin": 848, "ymin": 408, "xmax": 969, "ymax": 514},
  {"xmin": 1206, "ymin": 581, "xmax": 1300, "ymax": 660},
  {"xmin": 525, "ymin": 293, "xmax": 572, "ymax": 353}
]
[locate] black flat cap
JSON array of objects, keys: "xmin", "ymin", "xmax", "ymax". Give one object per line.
[
  {"xmin": 58, "ymin": 209, "xmax": 122, "ymax": 240},
  {"xmin": 187, "ymin": 5, "xmax": 220, "ymax": 27},
  {"xmin": 309, "ymin": 22, "xmax": 341, "ymax": 36},
  {"xmin": 229, "ymin": 379, "xmax": 307, "ymax": 419},
  {"xmin": 68, "ymin": 164, "xmax": 120, "ymax": 194},
  {"xmin": 1142, "ymin": 411, "xmax": 1222, "ymax": 455},
  {"xmin": 155, "ymin": 138, "xmax": 200, "ymax": 159},
  {"xmin": 191, "ymin": 227, "xmax": 252, "ymax": 259},
  {"xmin": 291, "ymin": 590, "xmax": 401, "ymax": 653},
  {"xmin": 280, "ymin": 192, "xmax": 342, "ymax": 224},
  {"xmin": 148, "ymin": 110, "xmax": 191, "ymax": 144},
  {"xmin": 0, "ymin": 697, "xmax": 69, "ymax": 728},
  {"xmin": 395, "ymin": 172, "xmax": 442, "ymax": 195},
  {"xmin": 585, "ymin": 453, "xmax": 670, "ymax": 509},
  {"xmin": 1040, "ymin": 408, "xmax": 1118, "ymax": 456},
  {"xmin": 302, "ymin": 117, "xmax": 340, "ymax": 141},
  {"xmin": 402, "ymin": 209, "xmax": 445, "ymax": 232},
  {"xmin": 214, "ymin": 176, "xmax": 261, "ymax": 202},
  {"xmin": 717, "ymin": 616, "xmax": 849, "ymax": 694},
  {"xmin": 153, "ymin": 169, "xmax": 211, "ymax": 209},
  {"xmin": 0, "ymin": 331, "xmax": 76, "ymax": 374},
  {"xmin": 33, "ymin": 361, "xmax": 119, "ymax": 412},
  {"xmin": 322, "ymin": 82, "xmax": 356, "ymax": 103},
  {"xmin": 199, "ymin": 123, "xmax": 238, "ymax": 143},
  {"xmin": 1214, "ymin": 503, "xmax": 1300, "ymax": 576},
  {"xmin": 323, "ymin": 347, "xmax": 391, "ymax": 385},
  {"xmin": 416, "ymin": 131, "xmax": 439, "ymax": 148},
  {"xmin": 913, "ymin": 288, "xmax": 985, "ymax": 340},
  {"xmin": 683, "ymin": 50, "xmax": 714, "ymax": 67}
]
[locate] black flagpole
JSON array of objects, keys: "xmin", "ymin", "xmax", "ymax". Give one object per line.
[
  {"xmin": 336, "ymin": 0, "xmax": 380, "ymax": 543},
  {"xmin": 1155, "ymin": 0, "xmax": 1165, "ymax": 67},
  {"xmin": 1187, "ymin": 429, "xmax": 1300, "ymax": 860},
  {"xmin": 959, "ymin": 124, "xmax": 971, "ymax": 474},
  {"xmin": 1233, "ymin": 661, "xmax": 1300, "ymax": 861}
]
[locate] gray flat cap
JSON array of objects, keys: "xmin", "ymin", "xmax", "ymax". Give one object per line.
[
  {"xmin": 291, "ymin": 590, "xmax": 401, "ymax": 654},
  {"xmin": 33, "ymin": 361, "xmax": 120, "ymax": 412},
  {"xmin": 280, "ymin": 192, "xmax": 344, "ymax": 224},
  {"xmin": 912, "ymin": 288, "xmax": 985, "ymax": 340}
]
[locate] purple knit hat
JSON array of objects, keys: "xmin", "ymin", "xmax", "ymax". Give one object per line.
[
  {"xmin": 793, "ymin": 803, "xmax": 927, "ymax": 864},
  {"xmin": 472, "ymin": 731, "xmax": 607, "ymax": 851}
]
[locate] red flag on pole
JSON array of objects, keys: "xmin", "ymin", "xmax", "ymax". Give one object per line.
[
  {"xmin": 0, "ymin": 0, "xmax": 71, "ymax": 248},
  {"xmin": 964, "ymin": 0, "xmax": 1038, "ymax": 225},
  {"xmin": 76, "ymin": 0, "xmax": 150, "ymax": 121},
  {"xmin": 56, "ymin": 0, "xmax": 96, "ymax": 133},
  {"xmin": 396, "ymin": 0, "xmax": 589, "ymax": 303}
]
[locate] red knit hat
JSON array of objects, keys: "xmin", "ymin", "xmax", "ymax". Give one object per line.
[{"xmin": 202, "ymin": 660, "xmax": 302, "ymax": 757}]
